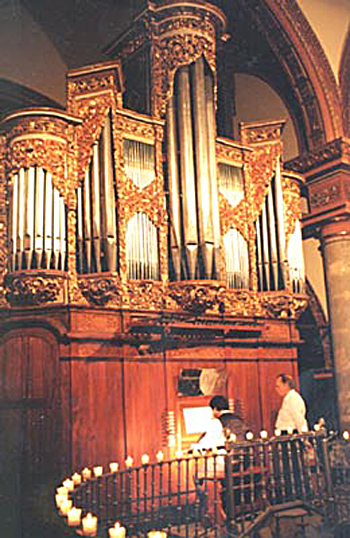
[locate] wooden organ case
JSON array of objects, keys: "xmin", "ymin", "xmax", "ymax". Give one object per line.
[{"xmin": 0, "ymin": 0, "xmax": 308, "ymax": 479}]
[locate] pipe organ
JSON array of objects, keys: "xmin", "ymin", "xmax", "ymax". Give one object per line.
[{"xmin": 0, "ymin": 0, "xmax": 309, "ymax": 479}]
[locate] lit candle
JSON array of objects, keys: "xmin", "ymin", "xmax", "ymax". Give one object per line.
[
  {"xmin": 82, "ymin": 468, "xmax": 92, "ymax": 480},
  {"xmin": 260, "ymin": 430, "xmax": 268, "ymax": 439},
  {"xmin": 175, "ymin": 450, "xmax": 183, "ymax": 459},
  {"xmin": 110, "ymin": 462, "xmax": 119, "ymax": 473},
  {"xmin": 156, "ymin": 451, "xmax": 164, "ymax": 463},
  {"xmin": 82, "ymin": 513, "xmax": 98, "ymax": 536},
  {"xmin": 246, "ymin": 431, "xmax": 254, "ymax": 441},
  {"xmin": 72, "ymin": 472, "xmax": 82, "ymax": 486},
  {"xmin": 274, "ymin": 429, "xmax": 281, "ymax": 437},
  {"xmin": 63, "ymin": 478, "xmax": 74, "ymax": 492},
  {"xmin": 229, "ymin": 433, "xmax": 236, "ymax": 443},
  {"xmin": 343, "ymin": 431, "xmax": 350, "ymax": 441},
  {"xmin": 314, "ymin": 423, "xmax": 320, "ymax": 432},
  {"xmin": 108, "ymin": 522, "xmax": 126, "ymax": 538},
  {"xmin": 56, "ymin": 486, "xmax": 69, "ymax": 496},
  {"xmin": 125, "ymin": 456, "xmax": 133, "ymax": 468},
  {"xmin": 141, "ymin": 454, "xmax": 150, "ymax": 465},
  {"xmin": 67, "ymin": 506, "xmax": 82, "ymax": 526},
  {"xmin": 147, "ymin": 531, "xmax": 167, "ymax": 538},
  {"xmin": 93, "ymin": 466, "xmax": 103, "ymax": 477},
  {"xmin": 301, "ymin": 425, "xmax": 308, "ymax": 433},
  {"xmin": 55, "ymin": 493, "xmax": 68, "ymax": 509},
  {"xmin": 60, "ymin": 498, "xmax": 73, "ymax": 516}
]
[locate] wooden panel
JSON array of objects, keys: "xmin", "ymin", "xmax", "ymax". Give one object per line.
[
  {"xmin": 123, "ymin": 360, "xmax": 166, "ymax": 464},
  {"xmin": 225, "ymin": 361, "xmax": 261, "ymax": 435},
  {"xmin": 71, "ymin": 359, "xmax": 124, "ymax": 470}
]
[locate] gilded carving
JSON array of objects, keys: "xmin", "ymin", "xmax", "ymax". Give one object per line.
[
  {"xmin": 78, "ymin": 275, "xmax": 122, "ymax": 306},
  {"xmin": 286, "ymin": 138, "xmax": 350, "ymax": 173},
  {"xmin": 127, "ymin": 281, "xmax": 166, "ymax": 310},
  {"xmin": 216, "ymin": 141, "xmax": 245, "ymax": 167},
  {"xmin": 309, "ymin": 181, "xmax": 341, "ymax": 211},
  {"xmin": 260, "ymin": 291, "xmax": 307, "ymax": 319},
  {"xmin": 283, "ymin": 178, "xmax": 302, "ymax": 242},
  {"xmin": 0, "ymin": 136, "xmax": 7, "ymax": 306},
  {"xmin": 168, "ymin": 281, "xmax": 226, "ymax": 315},
  {"xmin": 4, "ymin": 273, "xmax": 65, "ymax": 306}
]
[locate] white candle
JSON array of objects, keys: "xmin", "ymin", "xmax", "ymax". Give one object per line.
[
  {"xmin": 125, "ymin": 456, "xmax": 133, "ymax": 468},
  {"xmin": 82, "ymin": 468, "xmax": 92, "ymax": 480},
  {"xmin": 55, "ymin": 493, "xmax": 68, "ymax": 509},
  {"xmin": 72, "ymin": 472, "xmax": 82, "ymax": 485},
  {"xmin": 246, "ymin": 431, "xmax": 254, "ymax": 441},
  {"xmin": 274, "ymin": 429, "xmax": 281, "ymax": 437},
  {"xmin": 156, "ymin": 451, "xmax": 164, "ymax": 463},
  {"xmin": 93, "ymin": 466, "xmax": 103, "ymax": 477},
  {"xmin": 82, "ymin": 513, "xmax": 98, "ymax": 536},
  {"xmin": 109, "ymin": 522, "xmax": 126, "ymax": 538},
  {"xmin": 343, "ymin": 431, "xmax": 350, "ymax": 440},
  {"xmin": 147, "ymin": 531, "xmax": 167, "ymax": 538},
  {"xmin": 60, "ymin": 498, "xmax": 73, "ymax": 516},
  {"xmin": 67, "ymin": 506, "xmax": 82, "ymax": 526},
  {"xmin": 141, "ymin": 454, "xmax": 150, "ymax": 465},
  {"xmin": 63, "ymin": 478, "xmax": 74, "ymax": 492},
  {"xmin": 56, "ymin": 486, "xmax": 69, "ymax": 496},
  {"xmin": 260, "ymin": 430, "xmax": 268, "ymax": 439},
  {"xmin": 287, "ymin": 427, "xmax": 294, "ymax": 435},
  {"xmin": 109, "ymin": 462, "xmax": 119, "ymax": 473}
]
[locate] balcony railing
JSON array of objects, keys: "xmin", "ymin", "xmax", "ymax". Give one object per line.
[{"xmin": 56, "ymin": 431, "xmax": 350, "ymax": 537}]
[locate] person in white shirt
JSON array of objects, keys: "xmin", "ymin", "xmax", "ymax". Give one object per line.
[
  {"xmin": 274, "ymin": 373, "xmax": 310, "ymax": 500},
  {"xmin": 275, "ymin": 374, "xmax": 308, "ymax": 433}
]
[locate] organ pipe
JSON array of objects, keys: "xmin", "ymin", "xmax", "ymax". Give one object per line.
[
  {"xmin": 288, "ymin": 219, "xmax": 305, "ymax": 293},
  {"xmin": 274, "ymin": 158, "xmax": 286, "ymax": 287},
  {"xmin": 34, "ymin": 167, "xmax": 45, "ymax": 269},
  {"xmin": 167, "ymin": 97, "xmax": 182, "ymax": 280},
  {"xmin": 205, "ymin": 67, "xmax": 221, "ymax": 279},
  {"xmin": 192, "ymin": 56, "xmax": 214, "ymax": 278},
  {"xmin": 10, "ymin": 174, "xmax": 18, "ymax": 271},
  {"xmin": 91, "ymin": 142, "xmax": 102, "ymax": 272},
  {"xmin": 126, "ymin": 212, "xmax": 159, "ymax": 280},
  {"xmin": 223, "ymin": 228, "xmax": 249, "ymax": 289},
  {"xmin": 261, "ymin": 203, "xmax": 271, "ymax": 290},
  {"xmin": 267, "ymin": 185, "xmax": 279, "ymax": 289},
  {"xmin": 83, "ymin": 168, "xmax": 92, "ymax": 273},
  {"xmin": 100, "ymin": 113, "xmax": 117, "ymax": 272},
  {"xmin": 44, "ymin": 172, "xmax": 53, "ymax": 269},
  {"xmin": 177, "ymin": 65, "xmax": 198, "ymax": 279}
]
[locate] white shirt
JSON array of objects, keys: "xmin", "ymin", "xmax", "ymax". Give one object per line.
[
  {"xmin": 194, "ymin": 410, "xmax": 232, "ymax": 450},
  {"xmin": 275, "ymin": 389, "xmax": 308, "ymax": 433}
]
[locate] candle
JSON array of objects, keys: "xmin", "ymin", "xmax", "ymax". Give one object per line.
[
  {"xmin": 343, "ymin": 431, "xmax": 350, "ymax": 441},
  {"xmin": 67, "ymin": 506, "xmax": 82, "ymax": 526},
  {"xmin": 260, "ymin": 430, "xmax": 268, "ymax": 439},
  {"xmin": 60, "ymin": 498, "xmax": 73, "ymax": 516},
  {"xmin": 274, "ymin": 429, "xmax": 281, "ymax": 437},
  {"xmin": 56, "ymin": 486, "xmax": 69, "ymax": 496},
  {"xmin": 147, "ymin": 531, "xmax": 167, "ymax": 538},
  {"xmin": 314, "ymin": 423, "xmax": 320, "ymax": 432},
  {"xmin": 72, "ymin": 472, "xmax": 82, "ymax": 486},
  {"xmin": 82, "ymin": 468, "xmax": 92, "ymax": 480},
  {"xmin": 93, "ymin": 466, "xmax": 103, "ymax": 477},
  {"xmin": 287, "ymin": 427, "xmax": 294, "ymax": 435},
  {"xmin": 55, "ymin": 493, "xmax": 68, "ymax": 509},
  {"xmin": 108, "ymin": 522, "xmax": 126, "ymax": 538},
  {"xmin": 63, "ymin": 478, "xmax": 74, "ymax": 492},
  {"xmin": 156, "ymin": 451, "xmax": 164, "ymax": 463},
  {"xmin": 125, "ymin": 456, "xmax": 133, "ymax": 468},
  {"xmin": 246, "ymin": 431, "xmax": 254, "ymax": 441},
  {"xmin": 141, "ymin": 454, "xmax": 150, "ymax": 465},
  {"xmin": 175, "ymin": 450, "xmax": 183, "ymax": 459},
  {"xmin": 110, "ymin": 462, "xmax": 119, "ymax": 473},
  {"xmin": 82, "ymin": 513, "xmax": 98, "ymax": 536}
]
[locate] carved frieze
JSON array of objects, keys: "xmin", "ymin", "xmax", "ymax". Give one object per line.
[
  {"xmin": 0, "ymin": 136, "xmax": 7, "ymax": 307},
  {"xmin": 168, "ymin": 281, "xmax": 226, "ymax": 315},
  {"xmin": 240, "ymin": 120, "xmax": 285, "ymax": 146},
  {"xmin": 286, "ymin": 138, "xmax": 350, "ymax": 173},
  {"xmin": 260, "ymin": 291, "xmax": 308, "ymax": 319},
  {"xmin": 127, "ymin": 281, "xmax": 166, "ymax": 311},
  {"xmin": 309, "ymin": 180, "xmax": 342, "ymax": 211},
  {"xmin": 4, "ymin": 273, "xmax": 66, "ymax": 306},
  {"xmin": 78, "ymin": 275, "xmax": 122, "ymax": 306}
]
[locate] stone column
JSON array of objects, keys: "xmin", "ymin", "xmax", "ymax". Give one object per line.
[{"xmin": 321, "ymin": 219, "xmax": 350, "ymax": 430}]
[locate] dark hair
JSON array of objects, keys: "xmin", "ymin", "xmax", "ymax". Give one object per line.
[
  {"xmin": 277, "ymin": 373, "xmax": 296, "ymax": 389},
  {"xmin": 209, "ymin": 395, "xmax": 229, "ymax": 411}
]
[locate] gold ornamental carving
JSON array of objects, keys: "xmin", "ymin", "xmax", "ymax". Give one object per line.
[
  {"xmin": 260, "ymin": 291, "xmax": 308, "ymax": 319},
  {"xmin": 168, "ymin": 281, "xmax": 226, "ymax": 315},
  {"xmin": 126, "ymin": 281, "xmax": 166, "ymax": 311},
  {"xmin": 78, "ymin": 275, "xmax": 122, "ymax": 306},
  {"xmin": 0, "ymin": 136, "xmax": 7, "ymax": 307},
  {"xmin": 4, "ymin": 273, "xmax": 66, "ymax": 306}
]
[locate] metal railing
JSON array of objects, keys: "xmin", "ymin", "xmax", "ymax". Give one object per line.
[{"xmin": 57, "ymin": 431, "xmax": 350, "ymax": 537}]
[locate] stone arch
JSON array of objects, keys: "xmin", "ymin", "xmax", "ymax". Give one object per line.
[{"xmin": 339, "ymin": 25, "xmax": 350, "ymax": 137}]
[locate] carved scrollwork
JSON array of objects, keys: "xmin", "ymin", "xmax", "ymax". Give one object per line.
[
  {"xmin": 78, "ymin": 275, "xmax": 122, "ymax": 306},
  {"xmin": 4, "ymin": 273, "xmax": 65, "ymax": 306},
  {"xmin": 126, "ymin": 281, "xmax": 166, "ymax": 310},
  {"xmin": 260, "ymin": 292, "xmax": 308, "ymax": 319},
  {"xmin": 168, "ymin": 281, "xmax": 226, "ymax": 315}
]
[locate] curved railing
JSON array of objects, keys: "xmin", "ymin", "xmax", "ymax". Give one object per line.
[{"xmin": 55, "ymin": 430, "xmax": 349, "ymax": 537}]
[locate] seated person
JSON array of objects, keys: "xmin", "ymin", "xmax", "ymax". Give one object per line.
[{"xmin": 192, "ymin": 395, "xmax": 247, "ymax": 452}]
